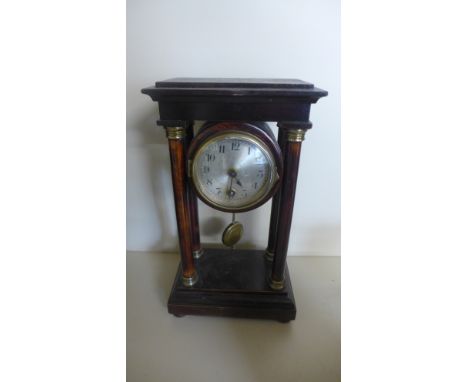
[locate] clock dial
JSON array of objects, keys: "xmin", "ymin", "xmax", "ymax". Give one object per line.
[{"xmin": 191, "ymin": 132, "xmax": 278, "ymax": 211}]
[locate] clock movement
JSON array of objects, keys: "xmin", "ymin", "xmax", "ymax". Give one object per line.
[{"xmin": 142, "ymin": 78, "xmax": 327, "ymax": 322}]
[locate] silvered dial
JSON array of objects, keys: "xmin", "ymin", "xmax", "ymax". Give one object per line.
[{"xmin": 192, "ymin": 133, "xmax": 277, "ymax": 211}]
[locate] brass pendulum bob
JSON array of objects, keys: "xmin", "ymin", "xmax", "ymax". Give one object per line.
[{"xmin": 222, "ymin": 213, "xmax": 243, "ymax": 248}]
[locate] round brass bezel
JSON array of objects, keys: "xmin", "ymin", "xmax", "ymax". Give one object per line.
[{"xmin": 191, "ymin": 131, "xmax": 279, "ymax": 212}]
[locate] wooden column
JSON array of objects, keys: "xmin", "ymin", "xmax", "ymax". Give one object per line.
[
  {"xmin": 165, "ymin": 125, "xmax": 198, "ymax": 287},
  {"xmin": 269, "ymin": 122, "xmax": 311, "ymax": 290},
  {"xmin": 265, "ymin": 127, "xmax": 286, "ymax": 261},
  {"xmin": 185, "ymin": 123, "xmax": 203, "ymax": 258}
]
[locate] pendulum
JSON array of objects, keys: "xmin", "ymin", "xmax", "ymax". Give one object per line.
[{"xmin": 222, "ymin": 213, "xmax": 243, "ymax": 248}]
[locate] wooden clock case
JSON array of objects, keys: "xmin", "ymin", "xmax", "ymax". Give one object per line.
[{"xmin": 142, "ymin": 78, "xmax": 327, "ymax": 322}]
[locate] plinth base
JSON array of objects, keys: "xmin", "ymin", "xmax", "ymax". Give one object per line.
[{"xmin": 168, "ymin": 248, "xmax": 296, "ymax": 322}]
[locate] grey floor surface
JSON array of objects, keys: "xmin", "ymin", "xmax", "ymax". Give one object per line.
[{"xmin": 127, "ymin": 252, "xmax": 340, "ymax": 382}]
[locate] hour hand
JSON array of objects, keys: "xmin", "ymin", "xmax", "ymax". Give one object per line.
[{"xmin": 228, "ymin": 170, "xmax": 243, "ymax": 187}]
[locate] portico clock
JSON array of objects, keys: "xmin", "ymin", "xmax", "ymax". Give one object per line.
[{"xmin": 142, "ymin": 78, "xmax": 327, "ymax": 322}]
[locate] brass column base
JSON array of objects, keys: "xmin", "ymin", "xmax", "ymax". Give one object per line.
[
  {"xmin": 193, "ymin": 249, "xmax": 204, "ymax": 259},
  {"xmin": 268, "ymin": 276, "xmax": 285, "ymax": 291},
  {"xmin": 182, "ymin": 271, "xmax": 199, "ymax": 287}
]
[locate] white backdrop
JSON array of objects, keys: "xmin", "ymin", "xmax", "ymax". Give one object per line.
[{"xmin": 127, "ymin": 0, "xmax": 340, "ymax": 256}]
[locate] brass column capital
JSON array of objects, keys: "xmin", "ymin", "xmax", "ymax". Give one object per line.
[
  {"xmin": 165, "ymin": 126, "xmax": 186, "ymax": 140},
  {"xmin": 286, "ymin": 129, "xmax": 306, "ymax": 142}
]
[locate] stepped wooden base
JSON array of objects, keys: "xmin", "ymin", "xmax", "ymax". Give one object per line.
[{"xmin": 168, "ymin": 248, "xmax": 296, "ymax": 322}]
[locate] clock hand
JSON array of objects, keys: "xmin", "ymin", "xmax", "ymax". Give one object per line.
[
  {"xmin": 227, "ymin": 176, "xmax": 235, "ymax": 199},
  {"xmin": 227, "ymin": 168, "xmax": 243, "ymax": 187}
]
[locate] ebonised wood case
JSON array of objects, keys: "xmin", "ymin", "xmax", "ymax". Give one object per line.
[{"xmin": 142, "ymin": 78, "xmax": 327, "ymax": 322}]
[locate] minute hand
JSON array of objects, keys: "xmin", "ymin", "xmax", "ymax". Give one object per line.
[{"xmin": 227, "ymin": 177, "xmax": 235, "ymax": 199}]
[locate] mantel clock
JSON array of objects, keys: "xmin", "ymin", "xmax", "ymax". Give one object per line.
[{"xmin": 142, "ymin": 78, "xmax": 327, "ymax": 322}]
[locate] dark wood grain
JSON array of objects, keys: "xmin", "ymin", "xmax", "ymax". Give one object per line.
[
  {"xmin": 157, "ymin": 100, "xmax": 313, "ymax": 123},
  {"xmin": 146, "ymin": 77, "xmax": 325, "ymax": 97},
  {"xmin": 168, "ymin": 248, "xmax": 296, "ymax": 322},
  {"xmin": 167, "ymin": 135, "xmax": 196, "ymax": 280},
  {"xmin": 267, "ymin": 127, "xmax": 287, "ymax": 255},
  {"xmin": 142, "ymin": 78, "xmax": 327, "ymax": 122},
  {"xmin": 185, "ymin": 123, "xmax": 201, "ymax": 255},
  {"xmin": 270, "ymin": 126, "xmax": 305, "ymax": 285}
]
